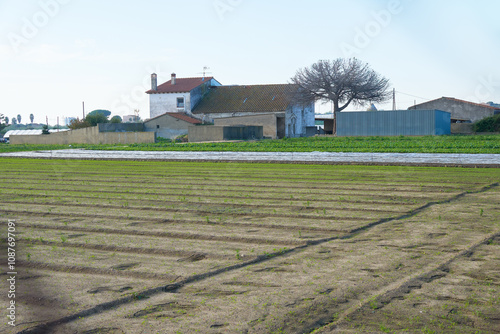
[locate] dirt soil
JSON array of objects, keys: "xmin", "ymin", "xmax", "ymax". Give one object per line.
[{"xmin": 0, "ymin": 159, "xmax": 498, "ymax": 334}]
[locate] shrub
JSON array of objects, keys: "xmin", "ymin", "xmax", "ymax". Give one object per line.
[
  {"xmin": 156, "ymin": 137, "xmax": 172, "ymax": 143},
  {"xmin": 68, "ymin": 118, "xmax": 90, "ymax": 130},
  {"xmin": 473, "ymin": 114, "xmax": 500, "ymax": 133},
  {"xmin": 175, "ymin": 134, "xmax": 188, "ymax": 143}
]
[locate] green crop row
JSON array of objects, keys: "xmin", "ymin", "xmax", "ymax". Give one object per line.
[{"xmin": 0, "ymin": 134, "xmax": 499, "ymax": 154}]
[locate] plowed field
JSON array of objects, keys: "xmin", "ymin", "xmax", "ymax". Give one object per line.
[{"xmin": 1, "ymin": 159, "xmax": 499, "ymax": 333}]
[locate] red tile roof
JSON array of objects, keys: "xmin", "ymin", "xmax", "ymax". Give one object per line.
[
  {"xmin": 146, "ymin": 112, "xmax": 202, "ymax": 124},
  {"xmin": 166, "ymin": 112, "xmax": 202, "ymax": 124},
  {"xmin": 412, "ymin": 97, "xmax": 500, "ymax": 110},
  {"xmin": 146, "ymin": 77, "xmax": 216, "ymax": 94},
  {"xmin": 192, "ymin": 84, "xmax": 300, "ymax": 114},
  {"xmin": 443, "ymin": 97, "xmax": 500, "ymax": 110}
]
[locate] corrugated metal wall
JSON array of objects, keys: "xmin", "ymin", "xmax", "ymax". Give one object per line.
[{"xmin": 336, "ymin": 110, "xmax": 450, "ymax": 136}]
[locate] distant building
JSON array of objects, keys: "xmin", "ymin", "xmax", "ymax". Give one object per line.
[
  {"xmin": 409, "ymin": 97, "xmax": 500, "ymax": 123},
  {"xmin": 146, "ymin": 73, "xmax": 222, "ymax": 119}
]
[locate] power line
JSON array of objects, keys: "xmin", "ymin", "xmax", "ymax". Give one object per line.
[{"xmin": 395, "ymin": 91, "xmax": 432, "ymax": 101}]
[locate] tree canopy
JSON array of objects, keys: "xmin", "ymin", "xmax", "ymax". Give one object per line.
[
  {"xmin": 0, "ymin": 114, "xmax": 5, "ymax": 132},
  {"xmin": 110, "ymin": 115, "xmax": 122, "ymax": 124},
  {"xmin": 85, "ymin": 113, "xmax": 109, "ymax": 126},
  {"xmin": 291, "ymin": 58, "xmax": 391, "ymax": 112},
  {"xmin": 68, "ymin": 110, "xmax": 111, "ymax": 130},
  {"xmin": 88, "ymin": 109, "xmax": 112, "ymax": 118},
  {"xmin": 68, "ymin": 118, "xmax": 90, "ymax": 130}
]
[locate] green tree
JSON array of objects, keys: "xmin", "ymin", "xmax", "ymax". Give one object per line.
[
  {"xmin": 0, "ymin": 114, "xmax": 5, "ymax": 132},
  {"xmin": 85, "ymin": 113, "xmax": 109, "ymax": 126},
  {"xmin": 4, "ymin": 116, "xmax": 9, "ymax": 125},
  {"xmin": 87, "ymin": 109, "xmax": 112, "ymax": 118},
  {"xmin": 110, "ymin": 115, "xmax": 122, "ymax": 123},
  {"xmin": 30, "ymin": 113, "xmax": 34, "ymax": 123},
  {"xmin": 17, "ymin": 114, "xmax": 21, "ymax": 124},
  {"xmin": 12, "ymin": 118, "xmax": 17, "ymax": 125},
  {"xmin": 42, "ymin": 125, "xmax": 50, "ymax": 135}
]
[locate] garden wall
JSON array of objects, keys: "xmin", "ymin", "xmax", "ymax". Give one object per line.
[{"xmin": 10, "ymin": 126, "xmax": 155, "ymax": 145}]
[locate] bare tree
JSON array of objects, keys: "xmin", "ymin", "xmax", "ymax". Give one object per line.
[{"xmin": 291, "ymin": 58, "xmax": 391, "ymax": 133}]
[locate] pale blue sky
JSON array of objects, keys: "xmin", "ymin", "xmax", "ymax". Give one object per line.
[{"xmin": 1, "ymin": 0, "xmax": 499, "ymax": 125}]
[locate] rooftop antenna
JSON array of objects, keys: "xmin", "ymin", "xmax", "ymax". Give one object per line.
[{"xmin": 199, "ymin": 66, "xmax": 212, "ymax": 80}]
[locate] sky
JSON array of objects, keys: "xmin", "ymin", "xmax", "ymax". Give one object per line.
[{"xmin": 1, "ymin": 0, "xmax": 499, "ymax": 125}]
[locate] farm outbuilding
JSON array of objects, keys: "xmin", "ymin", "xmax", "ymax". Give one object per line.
[
  {"xmin": 144, "ymin": 112, "xmax": 202, "ymax": 140},
  {"xmin": 192, "ymin": 84, "xmax": 316, "ymax": 138},
  {"xmin": 336, "ymin": 109, "xmax": 451, "ymax": 137},
  {"xmin": 409, "ymin": 97, "xmax": 500, "ymax": 123}
]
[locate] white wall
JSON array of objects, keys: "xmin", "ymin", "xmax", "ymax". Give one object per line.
[
  {"xmin": 148, "ymin": 79, "xmax": 221, "ymax": 119},
  {"xmin": 149, "ymin": 93, "xmax": 191, "ymax": 119}
]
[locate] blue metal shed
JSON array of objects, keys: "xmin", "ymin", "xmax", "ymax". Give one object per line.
[{"xmin": 336, "ymin": 109, "xmax": 451, "ymax": 136}]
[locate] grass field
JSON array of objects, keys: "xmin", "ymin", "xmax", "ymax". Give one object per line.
[
  {"xmin": 1, "ymin": 134, "xmax": 500, "ymax": 154},
  {"xmin": 1, "ymin": 158, "xmax": 499, "ymax": 333}
]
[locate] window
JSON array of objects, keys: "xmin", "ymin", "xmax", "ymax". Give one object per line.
[
  {"xmin": 157, "ymin": 125, "xmax": 160, "ymax": 129},
  {"xmin": 177, "ymin": 97, "xmax": 185, "ymax": 108}
]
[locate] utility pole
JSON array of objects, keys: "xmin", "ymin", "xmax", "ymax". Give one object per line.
[
  {"xmin": 392, "ymin": 88, "xmax": 396, "ymax": 110},
  {"xmin": 82, "ymin": 101, "xmax": 85, "ymax": 119}
]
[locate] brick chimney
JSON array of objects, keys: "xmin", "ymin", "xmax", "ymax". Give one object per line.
[
  {"xmin": 151, "ymin": 73, "xmax": 157, "ymax": 91},
  {"xmin": 171, "ymin": 73, "xmax": 176, "ymax": 85}
]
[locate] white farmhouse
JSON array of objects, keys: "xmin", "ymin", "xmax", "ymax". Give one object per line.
[
  {"xmin": 146, "ymin": 73, "xmax": 222, "ymax": 119},
  {"xmin": 146, "ymin": 73, "xmax": 315, "ymax": 139}
]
